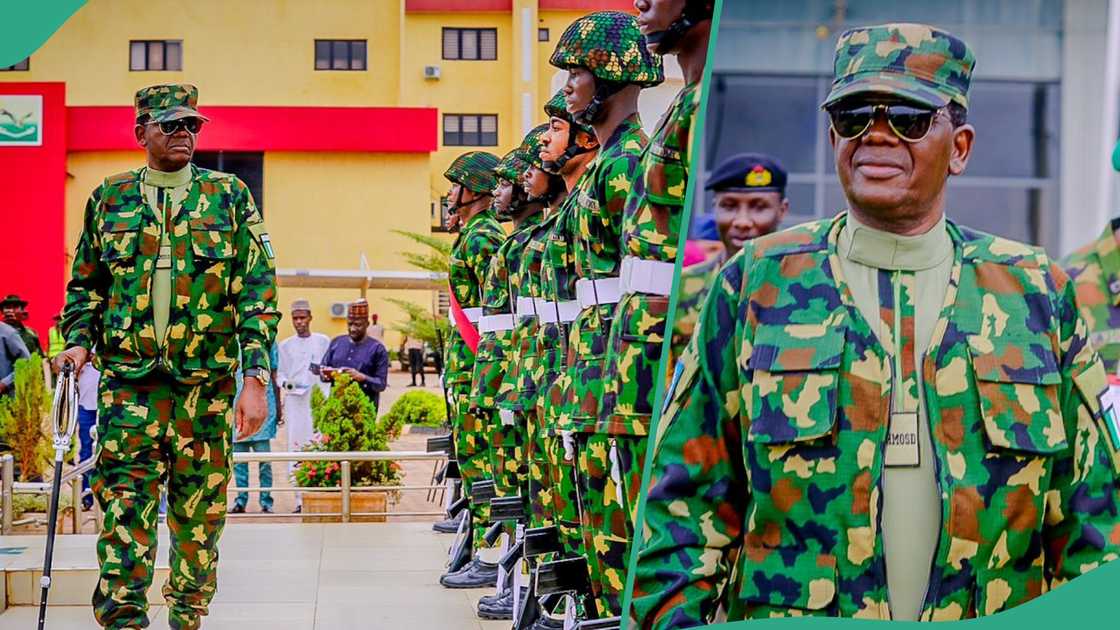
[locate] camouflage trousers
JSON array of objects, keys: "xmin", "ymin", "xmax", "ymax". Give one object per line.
[
  {"xmin": 561, "ymin": 305, "xmax": 613, "ymax": 432},
  {"xmin": 488, "ymin": 411, "xmax": 526, "ymax": 498},
  {"xmin": 526, "ymin": 408, "xmax": 554, "ymax": 529},
  {"xmin": 545, "ymin": 430, "xmax": 585, "ymax": 559},
  {"xmin": 600, "ymin": 294, "xmax": 670, "ymax": 435},
  {"xmin": 576, "ymin": 433, "xmax": 648, "ymax": 617},
  {"xmin": 451, "ymin": 388, "xmax": 493, "ymax": 550},
  {"xmin": 92, "ymin": 374, "xmax": 235, "ymax": 630}
]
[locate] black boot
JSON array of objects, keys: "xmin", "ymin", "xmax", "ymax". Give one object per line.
[
  {"xmin": 440, "ymin": 557, "xmax": 499, "ymax": 589},
  {"xmin": 432, "ymin": 512, "xmax": 464, "ymax": 534},
  {"xmin": 478, "ymin": 586, "xmax": 510, "ymax": 608},
  {"xmin": 531, "ymin": 614, "xmax": 565, "ymax": 630},
  {"xmin": 477, "ymin": 587, "xmax": 515, "ymax": 620}
]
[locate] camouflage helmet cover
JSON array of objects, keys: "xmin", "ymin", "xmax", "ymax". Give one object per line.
[
  {"xmin": 823, "ymin": 23, "xmax": 975, "ymax": 109},
  {"xmin": 494, "ymin": 148, "xmax": 530, "ymax": 183},
  {"xmin": 520, "ymin": 123, "xmax": 550, "ymax": 169},
  {"xmin": 550, "ymin": 11, "xmax": 664, "ymax": 87},
  {"xmin": 135, "ymin": 84, "xmax": 210, "ymax": 123},
  {"xmin": 444, "ymin": 151, "xmax": 500, "ymax": 194}
]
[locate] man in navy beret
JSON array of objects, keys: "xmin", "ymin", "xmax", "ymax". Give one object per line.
[{"xmin": 707, "ymin": 152, "xmax": 789, "ymax": 256}]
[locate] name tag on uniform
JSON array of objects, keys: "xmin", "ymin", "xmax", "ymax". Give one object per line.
[
  {"xmin": 885, "ymin": 412, "xmax": 920, "ymax": 467},
  {"xmin": 156, "ymin": 244, "xmax": 172, "ymax": 270}
]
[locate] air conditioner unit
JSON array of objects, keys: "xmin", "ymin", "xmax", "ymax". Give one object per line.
[
  {"xmin": 329, "ymin": 302, "xmax": 348, "ymax": 319},
  {"xmin": 423, "ymin": 65, "xmax": 441, "ymax": 80}
]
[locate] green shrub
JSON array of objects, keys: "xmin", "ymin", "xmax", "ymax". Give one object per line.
[
  {"xmin": 0, "ymin": 355, "xmax": 51, "ymax": 481},
  {"xmin": 292, "ymin": 375, "xmax": 403, "ymax": 488},
  {"xmin": 383, "ymin": 389, "xmax": 447, "ymax": 428}
]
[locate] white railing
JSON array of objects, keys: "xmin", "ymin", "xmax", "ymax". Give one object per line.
[{"xmin": 0, "ymin": 450, "xmax": 449, "ymax": 534}]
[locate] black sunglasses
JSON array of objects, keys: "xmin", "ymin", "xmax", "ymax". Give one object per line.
[
  {"xmin": 827, "ymin": 103, "xmax": 944, "ymax": 143},
  {"xmin": 148, "ymin": 118, "xmax": 203, "ymax": 136}
]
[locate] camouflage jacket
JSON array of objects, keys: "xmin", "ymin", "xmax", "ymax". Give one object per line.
[
  {"xmin": 1063, "ymin": 218, "xmax": 1120, "ymax": 374},
  {"xmin": 496, "ymin": 212, "xmax": 558, "ymax": 411},
  {"xmin": 446, "ymin": 209, "xmax": 505, "ymax": 388},
  {"xmin": 620, "ymin": 81, "xmax": 699, "ymax": 264},
  {"xmin": 472, "ymin": 211, "xmax": 546, "ymax": 407},
  {"xmin": 574, "ymin": 116, "xmax": 647, "ymax": 280},
  {"xmin": 62, "ymin": 165, "xmax": 279, "ymax": 384},
  {"xmin": 632, "ymin": 215, "xmax": 1120, "ymax": 627}
]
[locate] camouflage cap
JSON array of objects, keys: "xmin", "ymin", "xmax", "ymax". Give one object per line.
[
  {"xmin": 444, "ymin": 151, "xmax": 500, "ymax": 194},
  {"xmin": 550, "ymin": 11, "xmax": 664, "ymax": 87},
  {"xmin": 543, "ymin": 90, "xmax": 594, "ymax": 136},
  {"xmin": 135, "ymin": 84, "xmax": 210, "ymax": 123},
  {"xmin": 822, "ymin": 23, "xmax": 975, "ymax": 110}
]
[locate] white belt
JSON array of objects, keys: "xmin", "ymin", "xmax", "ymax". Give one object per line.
[
  {"xmin": 575, "ymin": 277, "xmax": 622, "ymax": 309},
  {"xmin": 479, "ymin": 314, "xmax": 516, "ymax": 333},
  {"xmin": 536, "ymin": 300, "xmax": 579, "ymax": 324},
  {"xmin": 498, "ymin": 409, "xmax": 516, "ymax": 426},
  {"xmin": 620, "ymin": 256, "xmax": 675, "ymax": 297},
  {"xmin": 448, "ymin": 307, "xmax": 484, "ymax": 326},
  {"xmin": 515, "ymin": 296, "xmax": 537, "ymax": 318}
]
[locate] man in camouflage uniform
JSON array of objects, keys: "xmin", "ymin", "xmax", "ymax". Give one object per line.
[
  {"xmin": 669, "ymin": 153, "xmax": 788, "ymax": 366},
  {"xmin": 440, "ymin": 151, "xmax": 509, "ymax": 589},
  {"xmin": 547, "ymin": 11, "xmax": 664, "ymax": 618},
  {"xmin": 1063, "ymin": 140, "xmax": 1120, "ymax": 374},
  {"xmin": 535, "ymin": 90, "xmax": 600, "ymax": 566},
  {"xmin": 54, "ymin": 84, "xmax": 279, "ymax": 630},
  {"xmin": 472, "ymin": 126, "xmax": 551, "ymax": 619},
  {"xmin": 631, "ymin": 25, "xmax": 1120, "ymax": 627}
]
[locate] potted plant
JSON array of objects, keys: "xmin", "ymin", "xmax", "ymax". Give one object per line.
[
  {"xmin": 381, "ymin": 389, "xmax": 447, "ymax": 434},
  {"xmin": 0, "ymin": 356, "xmax": 51, "ymax": 482},
  {"xmin": 293, "ymin": 374, "xmax": 403, "ymax": 522}
]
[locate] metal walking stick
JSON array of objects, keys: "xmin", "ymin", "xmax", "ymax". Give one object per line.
[{"xmin": 38, "ymin": 362, "xmax": 79, "ymax": 629}]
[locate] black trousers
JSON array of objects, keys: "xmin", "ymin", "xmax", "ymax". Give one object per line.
[{"xmin": 408, "ymin": 348, "xmax": 425, "ymax": 383}]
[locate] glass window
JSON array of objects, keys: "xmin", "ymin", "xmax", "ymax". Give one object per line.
[
  {"xmin": 129, "ymin": 40, "xmax": 182, "ymax": 71},
  {"xmin": 314, "ymin": 40, "xmax": 367, "ymax": 71},
  {"xmin": 193, "ymin": 152, "xmax": 265, "ymax": 213},
  {"xmin": 443, "ymin": 28, "xmax": 497, "ymax": 60},
  {"xmin": 538, "ymin": 28, "xmax": 550, "ymax": 42},
  {"xmin": 444, "ymin": 114, "xmax": 499, "ymax": 146}
]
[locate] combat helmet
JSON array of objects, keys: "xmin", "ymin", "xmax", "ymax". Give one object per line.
[
  {"xmin": 444, "ymin": 151, "xmax": 500, "ymax": 215},
  {"xmin": 518, "ymin": 123, "xmax": 566, "ymax": 205},
  {"xmin": 492, "ymin": 148, "xmax": 530, "ymax": 221},
  {"xmin": 541, "ymin": 90, "xmax": 597, "ymax": 174},
  {"xmin": 645, "ymin": 0, "xmax": 714, "ymax": 55},
  {"xmin": 550, "ymin": 11, "xmax": 664, "ymax": 125}
]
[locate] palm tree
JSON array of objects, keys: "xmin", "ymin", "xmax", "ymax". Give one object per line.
[{"xmin": 390, "ymin": 230, "xmax": 452, "ymax": 351}]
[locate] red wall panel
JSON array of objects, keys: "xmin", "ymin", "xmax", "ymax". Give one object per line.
[
  {"xmin": 406, "ymin": 0, "xmax": 512, "ymax": 12},
  {"xmin": 0, "ymin": 82, "xmax": 67, "ymax": 349},
  {"xmin": 68, "ymin": 106, "xmax": 439, "ymax": 153},
  {"xmin": 540, "ymin": 0, "xmax": 636, "ymax": 11}
]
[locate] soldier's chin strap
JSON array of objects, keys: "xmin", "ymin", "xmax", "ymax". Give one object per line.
[
  {"xmin": 645, "ymin": 3, "xmax": 710, "ymax": 53},
  {"xmin": 448, "ymin": 185, "xmax": 487, "ymax": 217},
  {"xmin": 542, "ymin": 132, "xmax": 596, "ymax": 174},
  {"xmin": 573, "ymin": 79, "xmax": 627, "ymax": 127},
  {"xmin": 497, "ymin": 184, "xmax": 529, "ymax": 221}
]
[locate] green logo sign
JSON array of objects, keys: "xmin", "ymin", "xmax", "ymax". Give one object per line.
[{"xmin": 0, "ymin": 95, "xmax": 43, "ymax": 146}]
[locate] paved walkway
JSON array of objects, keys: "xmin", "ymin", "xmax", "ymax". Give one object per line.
[{"xmin": 0, "ymin": 523, "xmax": 508, "ymax": 629}]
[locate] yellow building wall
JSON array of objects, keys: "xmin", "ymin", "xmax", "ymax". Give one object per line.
[
  {"xmin": 265, "ymin": 152, "xmax": 436, "ymax": 346},
  {"xmin": 13, "ymin": 0, "xmax": 401, "ymax": 107}
]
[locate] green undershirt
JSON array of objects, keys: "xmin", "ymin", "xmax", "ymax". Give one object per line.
[
  {"xmin": 142, "ymin": 164, "xmax": 192, "ymax": 347},
  {"xmin": 837, "ymin": 212, "xmax": 953, "ymax": 621}
]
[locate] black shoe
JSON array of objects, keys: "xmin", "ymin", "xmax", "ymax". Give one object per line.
[
  {"xmin": 532, "ymin": 615, "xmax": 565, "ymax": 630},
  {"xmin": 432, "ymin": 513, "xmax": 463, "ymax": 534},
  {"xmin": 408, "ymin": 383, "xmax": 417, "ymax": 387},
  {"xmin": 440, "ymin": 558, "xmax": 498, "ymax": 589},
  {"xmin": 261, "ymin": 505, "xmax": 273, "ymax": 514},
  {"xmin": 477, "ymin": 588, "xmax": 515, "ymax": 619},
  {"xmin": 478, "ymin": 586, "xmax": 510, "ymax": 608},
  {"xmin": 293, "ymin": 506, "xmax": 302, "ymax": 514},
  {"xmin": 230, "ymin": 504, "xmax": 246, "ymax": 514}
]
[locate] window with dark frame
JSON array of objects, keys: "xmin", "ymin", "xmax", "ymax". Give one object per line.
[
  {"xmin": 538, "ymin": 28, "xmax": 550, "ymax": 42},
  {"xmin": 314, "ymin": 39, "xmax": 367, "ymax": 71},
  {"xmin": 442, "ymin": 28, "xmax": 497, "ymax": 60},
  {"xmin": 193, "ymin": 151, "xmax": 266, "ymax": 214},
  {"xmin": 1, "ymin": 57, "xmax": 29, "ymax": 71},
  {"xmin": 443, "ymin": 114, "xmax": 498, "ymax": 147},
  {"xmin": 129, "ymin": 40, "xmax": 182, "ymax": 71}
]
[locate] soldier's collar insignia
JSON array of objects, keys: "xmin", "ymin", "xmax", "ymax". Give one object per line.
[{"xmin": 746, "ymin": 165, "xmax": 772, "ymax": 188}]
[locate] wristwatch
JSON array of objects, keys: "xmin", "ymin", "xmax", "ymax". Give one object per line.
[{"xmin": 244, "ymin": 367, "xmax": 270, "ymax": 387}]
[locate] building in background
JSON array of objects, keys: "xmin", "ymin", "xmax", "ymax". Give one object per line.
[
  {"xmin": 0, "ymin": 0, "xmax": 683, "ymax": 346},
  {"xmin": 696, "ymin": 0, "xmax": 1112, "ymax": 259}
]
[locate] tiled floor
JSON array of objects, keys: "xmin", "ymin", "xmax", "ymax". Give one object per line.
[{"xmin": 0, "ymin": 523, "xmax": 511, "ymax": 629}]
